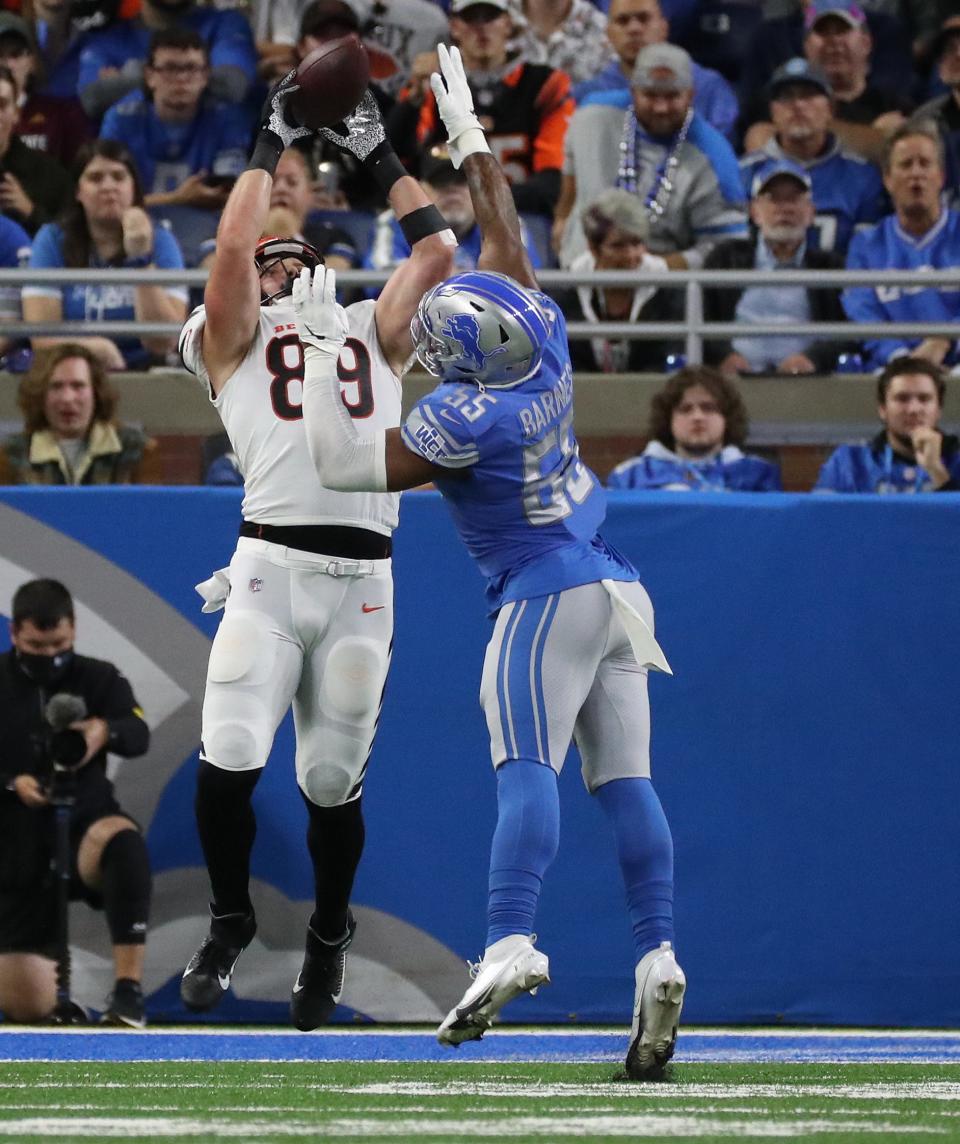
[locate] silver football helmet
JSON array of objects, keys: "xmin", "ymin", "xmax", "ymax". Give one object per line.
[{"xmin": 411, "ymin": 271, "xmax": 555, "ymax": 388}]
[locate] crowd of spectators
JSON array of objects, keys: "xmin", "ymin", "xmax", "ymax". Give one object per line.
[{"xmin": 0, "ymin": 0, "xmax": 956, "ymax": 490}]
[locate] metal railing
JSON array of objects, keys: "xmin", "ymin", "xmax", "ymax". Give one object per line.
[{"xmin": 7, "ymin": 266, "xmax": 960, "ymax": 365}]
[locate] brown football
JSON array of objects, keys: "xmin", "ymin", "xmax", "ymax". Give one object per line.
[{"xmin": 290, "ymin": 35, "xmax": 370, "ymax": 130}]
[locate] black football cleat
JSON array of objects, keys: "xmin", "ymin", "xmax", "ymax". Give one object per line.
[{"xmin": 290, "ymin": 912, "xmax": 356, "ymax": 1031}]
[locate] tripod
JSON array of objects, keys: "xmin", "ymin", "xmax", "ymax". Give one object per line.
[{"xmin": 47, "ymin": 772, "xmax": 87, "ymax": 1025}]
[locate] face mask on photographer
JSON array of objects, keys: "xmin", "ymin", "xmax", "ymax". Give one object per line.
[
  {"xmin": 15, "ymin": 648, "xmax": 75, "ymax": 686},
  {"xmin": 10, "ymin": 616, "xmax": 76, "ymax": 687}
]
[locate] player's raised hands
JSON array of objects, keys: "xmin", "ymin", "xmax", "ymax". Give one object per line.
[
  {"xmin": 318, "ymin": 91, "xmax": 386, "ymax": 162},
  {"xmin": 430, "ymin": 44, "xmax": 489, "ymax": 168},
  {"xmin": 261, "ymin": 67, "xmax": 314, "ymax": 149},
  {"xmin": 292, "ymin": 265, "xmax": 349, "ymax": 358}
]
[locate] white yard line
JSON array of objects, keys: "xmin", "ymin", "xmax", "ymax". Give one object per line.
[{"xmin": 0, "ymin": 1115, "xmax": 943, "ymax": 1138}]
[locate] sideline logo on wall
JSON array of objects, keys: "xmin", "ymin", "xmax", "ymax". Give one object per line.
[{"xmin": 0, "ymin": 500, "xmax": 464, "ymax": 1022}]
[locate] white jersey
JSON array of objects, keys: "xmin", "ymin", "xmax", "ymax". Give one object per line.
[{"xmin": 179, "ymin": 298, "xmax": 401, "ymax": 534}]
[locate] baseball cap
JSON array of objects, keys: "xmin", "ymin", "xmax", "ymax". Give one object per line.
[
  {"xmin": 804, "ymin": 0, "xmax": 866, "ymax": 32},
  {"xmin": 420, "ymin": 147, "xmax": 466, "ymax": 186},
  {"xmin": 0, "ymin": 14, "xmax": 31, "ymax": 44},
  {"xmin": 768, "ymin": 57, "xmax": 832, "ymax": 99},
  {"xmin": 631, "ymin": 42, "xmax": 693, "ymax": 92},
  {"xmin": 750, "ymin": 158, "xmax": 812, "ymax": 197},
  {"xmin": 449, "ymin": 0, "xmax": 509, "ymax": 14},
  {"xmin": 299, "ymin": 0, "xmax": 363, "ymax": 38}
]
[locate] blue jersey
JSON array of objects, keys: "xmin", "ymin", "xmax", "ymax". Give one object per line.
[
  {"xmin": 842, "ymin": 209, "xmax": 960, "ymax": 369},
  {"xmin": 401, "ymin": 298, "xmax": 637, "ymax": 612},
  {"xmin": 0, "ymin": 215, "xmax": 31, "ymax": 327},
  {"xmin": 816, "ymin": 433, "xmax": 960, "ymax": 493},
  {"xmin": 24, "ymin": 222, "xmax": 187, "ymax": 369},
  {"xmin": 608, "ymin": 442, "xmax": 781, "ymax": 492},
  {"xmin": 100, "ymin": 92, "xmax": 253, "ymax": 193},
  {"xmin": 78, "ymin": 11, "xmax": 257, "ymax": 99},
  {"xmin": 740, "ymin": 137, "xmax": 885, "ymax": 255},
  {"xmin": 0, "ymin": 215, "xmax": 31, "ymax": 267}
]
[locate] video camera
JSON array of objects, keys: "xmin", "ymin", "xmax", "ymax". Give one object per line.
[{"xmin": 34, "ymin": 694, "xmax": 87, "ymax": 807}]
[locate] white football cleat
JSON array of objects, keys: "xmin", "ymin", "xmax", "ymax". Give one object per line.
[
  {"xmin": 625, "ymin": 941, "xmax": 686, "ymax": 1080},
  {"xmin": 437, "ymin": 934, "xmax": 550, "ymax": 1046}
]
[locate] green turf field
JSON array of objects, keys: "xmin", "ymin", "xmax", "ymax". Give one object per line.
[{"xmin": 1, "ymin": 1060, "xmax": 958, "ymax": 1142}]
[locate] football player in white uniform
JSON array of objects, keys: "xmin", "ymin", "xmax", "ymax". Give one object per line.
[{"xmin": 177, "ymin": 72, "xmax": 456, "ymax": 1029}]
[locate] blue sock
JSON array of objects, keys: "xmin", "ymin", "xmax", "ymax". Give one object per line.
[
  {"xmin": 486, "ymin": 759, "xmax": 560, "ymax": 948},
  {"xmin": 595, "ymin": 777, "xmax": 674, "ymax": 962}
]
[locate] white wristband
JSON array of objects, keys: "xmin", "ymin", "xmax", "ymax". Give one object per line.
[{"xmin": 449, "ymin": 127, "xmax": 491, "ymax": 169}]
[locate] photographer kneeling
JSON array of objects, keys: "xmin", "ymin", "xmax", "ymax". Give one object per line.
[{"xmin": 0, "ymin": 579, "xmax": 152, "ymax": 1027}]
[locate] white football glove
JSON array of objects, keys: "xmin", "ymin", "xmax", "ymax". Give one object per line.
[
  {"xmin": 292, "ymin": 265, "xmax": 349, "ymax": 360},
  {"xmin": 429, "ymin": 44, "xmax": 491, "ymax": 168}
]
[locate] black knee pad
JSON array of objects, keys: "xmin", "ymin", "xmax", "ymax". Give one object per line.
[{"xmin": 99, "ymin": 829, "xmax": 152, "ymax": 946}]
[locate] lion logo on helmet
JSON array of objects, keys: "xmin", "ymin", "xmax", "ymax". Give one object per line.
[{"xmin": 440, "ymin": 313, "xmax": 507, "ymax": 373}]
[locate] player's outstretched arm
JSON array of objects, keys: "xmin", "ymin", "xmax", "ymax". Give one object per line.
[
  {"xmin": 375, "ymin": 174, "xmax": 457, "ymax": 373},
  {"xmin": 319, "ymin": 92, "xmax": 456, "ymax": 374},
  {"xmin": 430, "ymin": 44, "xmax": 537, "ymax": 289},
  {"xmin": 203, "ymin": 70, "xmax": 313, "ymax": 388},
  {"xmin": 296, "ymin": 266, "xmax": 442, "ymax": 493}
]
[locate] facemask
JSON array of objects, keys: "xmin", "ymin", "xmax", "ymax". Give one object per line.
[{"xmin": 15, "ymin": 648, "xmax": 75, "ymax": 687}]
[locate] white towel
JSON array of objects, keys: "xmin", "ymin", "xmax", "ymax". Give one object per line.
[
  {"xmin": 194, "ymin": 568, "xmax": 231, "ymax": 613},
  {"xmin": 601, "ymin": 579, "xmax": 672, "ymax": 675}
]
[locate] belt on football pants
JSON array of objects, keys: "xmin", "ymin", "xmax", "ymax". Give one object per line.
[{"xmin": 240, "ymin": 520, "xmax": 392, "ymax": 559}]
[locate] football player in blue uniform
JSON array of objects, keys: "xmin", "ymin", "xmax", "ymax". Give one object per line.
[{"xmin": 295, "ymin": 45, "xmax": 686, "ymax": 1080}]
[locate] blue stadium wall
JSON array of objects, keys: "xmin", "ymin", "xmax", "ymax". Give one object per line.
[{"xmin": 0, "ymin": 487, "xmax": 957, "ymax": 1028}]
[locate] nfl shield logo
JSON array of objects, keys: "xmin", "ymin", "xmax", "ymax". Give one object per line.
[{"xmin": 248, "ymin": 577, "xmax": 263, "ymax": 593}]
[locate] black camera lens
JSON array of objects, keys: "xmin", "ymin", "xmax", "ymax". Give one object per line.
[{"xmin": 49, "ymin": 729, "xmax": 86, "ymax": 769}]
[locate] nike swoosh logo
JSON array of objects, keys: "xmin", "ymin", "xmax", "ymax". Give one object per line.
[
  {"xmin": 218, "ymin": 974, "xmax": 231, "ymax": 989},
  {"xmin": 361, "ymin": 604, "xmax": 385, "ymax": 613},
  {"xmin": 292, "ymin": 977, "xmax": 305, "ymax": 994}
]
